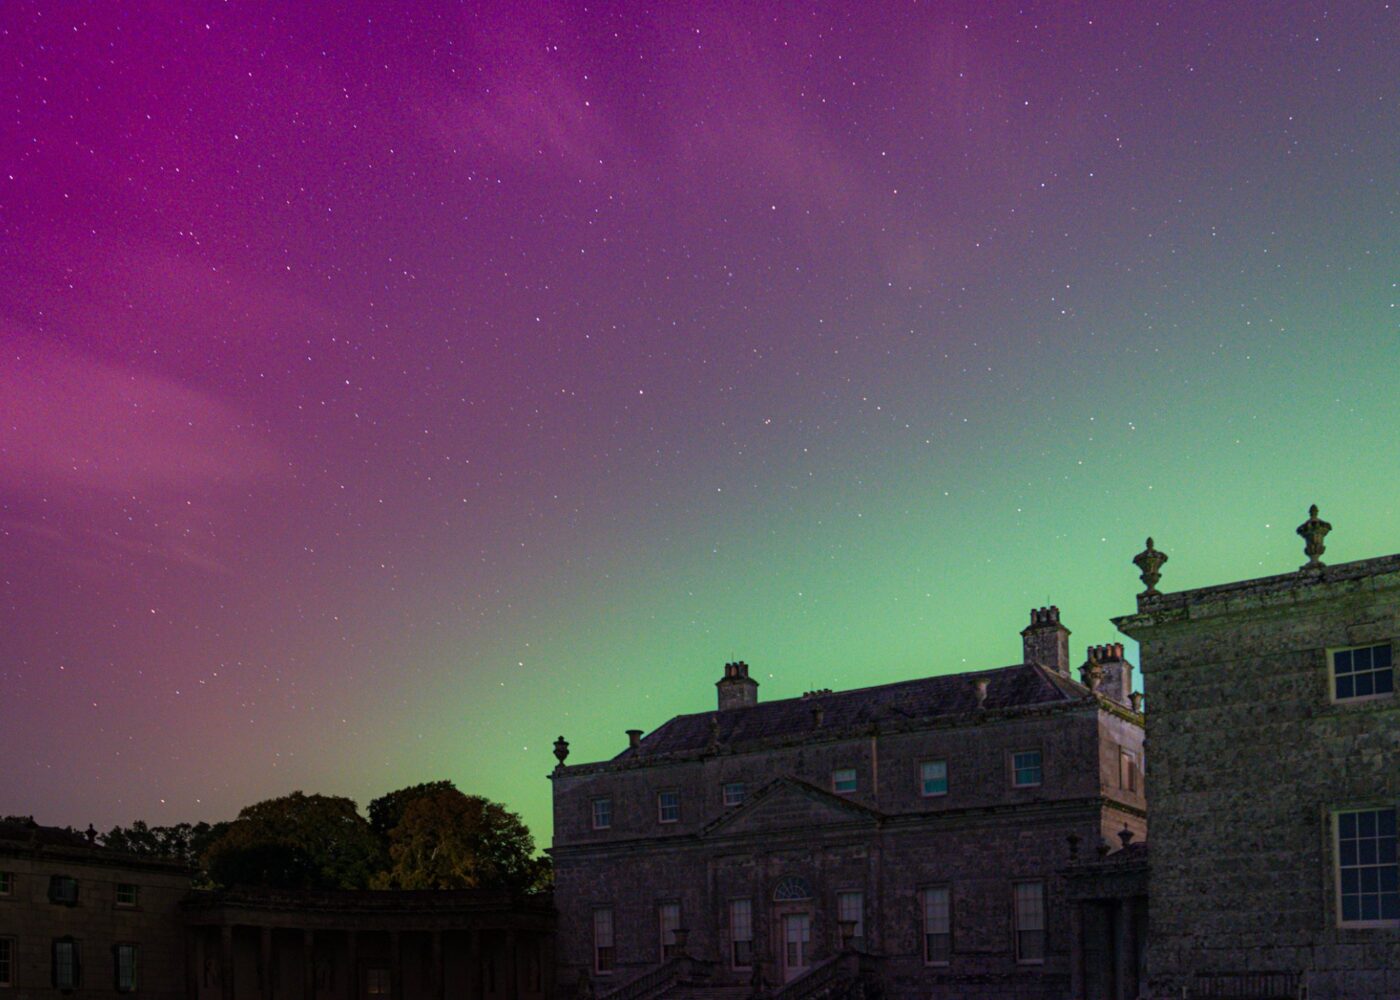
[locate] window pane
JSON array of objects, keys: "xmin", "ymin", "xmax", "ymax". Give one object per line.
[
  {"xmin": 921, "ymin": 761, "xmax": 947, "ymax": 795},
  {"xmin": 832, "ymin": 768, "xmax": 857, "ymax": 792},
  {"xmin": 1334, "ymin": 649, "xmax": 1352, "ymax": 673},
  {"xmin": 1376, "ymin": 670, "xmax": 1394, "ymax": 694},
  {"xmin": 1336, "ymin": 675, "xmax": 1355, "ymax": 699},
  {"xmin": 1375, "ymin": 644, "xmax": 1393, "ymax": 668}
]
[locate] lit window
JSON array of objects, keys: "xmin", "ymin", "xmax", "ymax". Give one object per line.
[
  {"xmin": 0, "ymin": 872, "xmax": 12, "ymax": 895},
  {"xmin": 1335, "ymin": 808, "xmax": 1399, "ymax": 925},
  {"xmin": 1013, "ymin": 882, "xmax": 1046, "ymax": 963},
  {"xmin": 115, "ymin": 944, "xmax": 137, "ymax": 993},
  {"xmin": 116, "ymin": 884, "xmax": 138, "ymax": 908},
  {"xmin": 659, "ymin": 901, "xmax": 682, "ymax": 960},
  {"xmin": 1012, "ymin": 751, "xmax": 1042, "ymax": 788},
  {"xmin": 723, "ymin": 782, "xmax": 746, "ymax": 807},
  {"xmin": 0, "ymin": 937, "xmax": 14, "ymax": 987},
  {"xmin": 920, "ymin": 760, "xmax": 948, "ymax": 797},
  {"xmin": 832, "ymin": 768, "xmax": 857, "ymax": 794},
  {"xmin": 657, "ymin": 790, "xmax": 680, "ymax": 823},
  {"xmin": 1119, "ymin": 750, "xmax": 1138, "ymax": 793},
  {"xmin": 920, "ymin": 887, "xmax": 951, "ymax": 965},
  {"xmin": 53, "ymin": 938, "xmax": 80, "ymax": 990},
  {"xmin": 729, "ymin": 899, "xmax": 753, "ymax": 969},
  {"xmin": 591, "ymin": 798, "xmax": 612, "ymax": 830},
  {"xmin": 1332, "ymin": 644, "xmax": 1394, "ymax": 702},
  {"xmin": 836, "ymin": 890, "xmax": 864, "ymax": 941},
  {"xmin": 48, "ymin": 876, "xmax": 78, "ymax": 906},
  {"xmin": 593, "ymin": 909, "xmax": 615, "ymax": 974},
  {"xmin": 366, "ymin": 968, "xmax": 390, "ymax": 995}
]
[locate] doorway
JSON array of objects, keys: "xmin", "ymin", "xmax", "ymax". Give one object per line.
[{"xmin": 781, "ymin": 913, "xmax": 811, "ymax": 982}]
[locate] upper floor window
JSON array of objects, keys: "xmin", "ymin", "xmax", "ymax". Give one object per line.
[
  {"xmin": 115, "ymin": 884, "xmax": 138, "ymax": 908},
  {"xmin": 1335, "ymin": 807, "xmax": 1398, "ymax": 925},
  {"xmin": 1013, "ymin": 882, "xmax": 1046, "ymax": 963},
  {"xmin": 723, "ymin": 782, "xmax": 746, "ymax": 807},
  {"xmin": 52, "ymin": 938, "xmax": 80, "ymax": 990},
  {"xmin": 593, "ymin": 908, "xmax": 615, "ymax": 974},
  {"xmin": 729, "ymin": 898, "xmax": 753, "ymax": 969},
  {"xmin": 0, "ymin": 937, "xmax": 14, "ymax": 987},
  {"xmin": 831, "ymin": 768, "xmax": 857, "ymax": 794},
  {"xmin": 0, "ymin": 872, "xmax": 12, "ymax": 896},
  {"xmin": 657, "ymin": 790, "xmax": 680, "ymax": 824},
  {"xmin": 658, "ymin": 901, "xmax": 682, "ymax": 960},
  {"xmin": 836, "ymin": 890, "xmax": 864, "ymax": 942},
  {"xmin": 114, "ymin": 944, "xmax": 137, "ymax": 993},
  {"xmin": 591, "ymin": 798, "xmax": 612, "ymax": 830},
  {"xmin": 1332, "ymin": 643, "xmax": 1393, "ymax": 702},
  {"xmin": 1012, "ymin": 750, "xmax": 1043, "ymax": 788},
  {"xmin": 920, "ymin": 760, "xmax": 948, "ymax": 797},
  {"xmin": 1119, "ymin": 750, "xmax": 1139, "ymax": 793},
  {"xmin": 48, "ymin": 876, "xmax": 78, "ymax": 906},
  {"xmin": 920, "ymin": 886, "xmax": 951, "ymax": 965}
]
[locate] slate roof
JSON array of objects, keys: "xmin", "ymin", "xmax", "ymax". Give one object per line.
[{"xmin": 617, "ymin": 662, "xmax": 1088, "ymax": 760}]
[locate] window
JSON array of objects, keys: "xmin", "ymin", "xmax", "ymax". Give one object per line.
[
  {"xmin": 729, "ymin": 899, "xmax": 753, "ymax": 969},
  {"xmin": 0, "ymin": 937, "xmax": 14, "ymax": 987},
  {"xmin": 657, "ymin": 790, "xmax": 680, "ymax": 823},
  {"xmin": 1013, "ymin": 882, "xmax": 1046, "ymax": 963},
  {"xmin": 1012, "ymin": 750, "xmax": 1043, "ymax": 788},
  {"xmin": 658, "ymin": 901, "xmax": 682, "ymax": 960},
  {"xmin": 1332, "ymin": 643, "xmax": 1394, "ymax": 702},
  {"xmin": 831, "ymin": 768, "xmax": 857, "ymax": 794},
  {"xmin": 836, "ymin": 890, "xmax": 864, "ymax": 942},
  {"xmin": 1335, "ymin": 807, "xmax": 1399, "ymax": 925},
  {"xmin": 1119, "ymin": 750, "xmax": 1138, "ymax": 793},
  {"xmin": 115, "ymin": 884, "xmax": 138, "ymax": 908},
  {"xmin": 0, "ymin": 872, "xmax": 12, "ymax": 896},
  {"xmin": 593, "ymin": 909, "xmax": 615, "ymax": 974},
  {"xmin": 723, "ymin": 782, "xmax": 746, "ymax": 807},
  {"xmin": 591, "ymin": 798, "xmax": 612, "ymax": 830},
  {"xmin": 114, "ymin": 944, "xmax": 137, "ymax": 993},
  {"xmin": 920, "ymin": 886, "xmax": 951, "ymax": 965},
  {"xmin": 366, "ymin": 968, "xmax": 390, "ymax": 996},
  {"xmin": 920, "ymin": 760, "xmax": 948, "ymax": 797},
  {"xmin": 53, "ymin": 938, "xmax": 80, "ymax": 990},
  {"xmin": 48, "ymin": 876, "xmax": 78, "ymax": 906}
]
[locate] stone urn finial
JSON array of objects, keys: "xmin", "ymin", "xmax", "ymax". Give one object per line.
[
  {"xmin": 1133, "ymin": 537, "xmax": 1168, "ymax": 596},
  {"xmin": 1296, "ymin": 504, "xmax": 1331, "ymax": 570},
  {"xmin": 553, "ymin": 735, "xmax": 570, "ymax": 767},
  {"xmin": 1118, "ymin": 825, "xmax": 1135, "ymax": 849}
]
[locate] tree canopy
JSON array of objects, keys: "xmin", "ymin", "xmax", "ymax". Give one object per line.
[
  {"xmin": 377, "ymin": 786, "xmax": 547, "ymax": 892},
  {"xmin": 203, "ymin": 791, "xmax": 382, "ymax": 890}
]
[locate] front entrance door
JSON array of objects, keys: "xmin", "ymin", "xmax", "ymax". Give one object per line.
[{"xmin": 782, "ymin": 914, "xmax": 811, "ymax": 982}]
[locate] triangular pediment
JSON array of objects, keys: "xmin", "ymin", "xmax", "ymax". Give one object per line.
[{"xmin": 701, "ymin": 777, "xmax": 884, "ymax": 840}]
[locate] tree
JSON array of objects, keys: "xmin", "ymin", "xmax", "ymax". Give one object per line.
[
  {"xmin": 377, "ymin": 787, "xmax": 542, "ymax": 892},
  {"xmin": 367, "ymin": 781, "xmax": 458, "ymax": 845},
  {"xmin": 203, "ymin": 792, "xmax": 381, "ymax": 890},
  {"xmin": 100, "ymin": 820, "xmax": 224, "ymax": 868}
]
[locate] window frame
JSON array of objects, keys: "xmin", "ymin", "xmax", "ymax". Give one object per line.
[
  {"xmin": 831, "ymin": 768, "xmax": 857, "ymax": 795},
  {"xmin": 1011, "ymin": 749, "xmax": 1043, "ymax": 789},
  {"xmin": 592, "ymin": 908, "xmax": 615, "ymax": 975},
  {"xmin": 365, "ymin": 967, "xmax": 391, "ymax": 996},
  {"xmin": 919, "ymin": 885, "xmax": 951, "ymax": 966},
  {"xmin": 48, "ymin": 876, "xmax": 79, "ymax": 907},
  {"xmin": 658, "ymin": 900, "xmax": 682, "ymax": 961},
  {"xmin": 53, "ymin": 937, "xmax": 81, "ymax": 991},
  {"xmin": 591, "ymin": 797, "xmax": 612, "ymax": 831},
  {"xmin": 1329, "ymin": 642, "xmax": 1395, "ymax": 704},
  {"xmin": 115, "ymin": 883, "xmax": 139, "ymax": 908},
  {"xmin": 1118, "ymin": 749, "xmax": 1138, "ymax": 793},
  {"xmin": 728, "ymin": 898, "xmax": 753, "ymax": 970},
  {"xmin": 722, "ymin": 782, "xmax": 746, "ymax": 808},
  {"xmin": 920, "ymin": 759, "xmax": 948, "ymax": 798},
  {"xmin": 1333, "ymin": 806, "xmax": 1399, "ymax": 928},
  {"xmin": 657, "ymin": 789, "xmax": 680, "ymax": 824},
  {"xmin": 0, "ymin": 936, "xmax": 14, "ymax": 988},
  {"xmin": 1012, "ymin": 881, "xmax": 1046, "ymax": 964},
  {"xmin": 114, "ymin": 943, "xmax": 138, "ymax": 994},
  {"xmin": 0, "ymin": 872, "xmax": 12, "ymax": 897},
  {"xmin": 835, "ymin": 889, "xmax": 864, "ymax": 942}
]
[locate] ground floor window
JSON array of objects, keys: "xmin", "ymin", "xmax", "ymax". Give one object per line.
[
  {"xmin": 593, "ymin": 908, "xmax": 615, "ymax": 974},
  {"xmin": 836, "ymin": 890, "xmax": 864, "ymax": 944},
  {"xmin": 659, "ymin": 901, "xmax": 682, "ymax": 960},
  {"xmin": 1335, "ymin": 807, "xmax": 1399, "ymax": 924},
  {"xmin": 1013, "ymin": 882, "xmax": 1045, "ymax": 963},
  {"xmin": 920, "ymin": 887, "xmax": 951, "ymax": 965},
  {"xmin": 729, "ymin": 899, "xmax": 753, "ymax": 969},
  {"xmin": 53, "ymin": 938, "xmax": 81, "ymax": 990},
  {"xmin": 0, "ymin": 937, "xmax": 14, "ymax": 987},
  {"xmin": 115, "ymin": 944, "xmax": 138, "ymax": 993}
]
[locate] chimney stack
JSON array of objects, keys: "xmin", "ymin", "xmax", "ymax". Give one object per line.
[
  {"xmin": 1084, "ymin": 643, "xmax": 1134, "ymax": 707},
  {"xmin": 972, "ymin": 678, "xmax": 989, "ymax": 709},
  {"xmin": 1022, "ymin": 606, "xmax": 1071, "ymax": 677},
  {"xmin": 626, "ymin": 729, "xmax": 643, "ymax": 749},
  {"xmin": 716, "ymin": 660, "xmax": 759, "ymax": 711},
  {"xmin": 811, "ymin": 705, "xmax": 824, "ymax": 727}
]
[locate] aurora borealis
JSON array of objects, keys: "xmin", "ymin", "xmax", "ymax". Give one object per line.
[{"xmin": 2, "ymin": 3, "xmax": 1397, "ymax": 843}]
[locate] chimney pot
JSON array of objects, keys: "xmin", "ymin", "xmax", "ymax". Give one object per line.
[
  {"xmin": 626, "ymin": 728, "xmax": 643, "ymax": 748},
  {"xmin": 716, "ymin": 660, "xmax": 759, "ymax": 711}
]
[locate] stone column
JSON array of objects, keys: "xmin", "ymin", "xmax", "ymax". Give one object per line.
[
  {"xmin": 467, "ymin": 930, "xmax": 481, "ymax": 1000},
  {"xmin": 221, "ymin": 926, "xmax": 236, "ymax": 1000},
  {"xmin": 260, "ymin": 927, "xmax": 274, "ymax": 1000},
  {"xmin": 346, "ymin": 931, "xmax": 358, "ymax": 1000},
  {"xmin": 505, "ymin": 930, "xmax": 519, "ymax": 999},
  {"xmin": 1113, "ymin": 900, "xmax": 1133, "ymax": 1000},
  {"xmin": 390, "ymin": 933, "xmax": 402, "ymax": 1000},
  {"xmin": 430, "ymin": 932, "xmax": 443, "ymax": 1000},
  {"xmin": 303, "ymin": 931, "xmax": 316, "ymax": 1000},
  {"xmin": 1069, "ymin": 902, "xmax": 1085, "ymax": 1000}
]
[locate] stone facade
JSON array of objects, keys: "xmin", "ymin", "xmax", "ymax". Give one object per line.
[
  {"xmin": 1113, "ymin": 534, "xmax": 1400, "ymax": 999},
  {"xmin": 0, "ymin": 822, "xmax": 191, "ymax": 1000},
  {"xmin": 550, "ymin": 608, "xmax": 1146, "ymax": 1000}
]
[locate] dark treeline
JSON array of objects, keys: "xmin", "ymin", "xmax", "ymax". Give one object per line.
[{"xmin": 8, "ymin": 781, "xmax": 549, "ymax": 894}]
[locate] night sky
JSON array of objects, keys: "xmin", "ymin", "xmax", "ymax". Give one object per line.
[{"xmin": 2, "ymin": 3, "xmax": 1397, "ymax": 844}]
